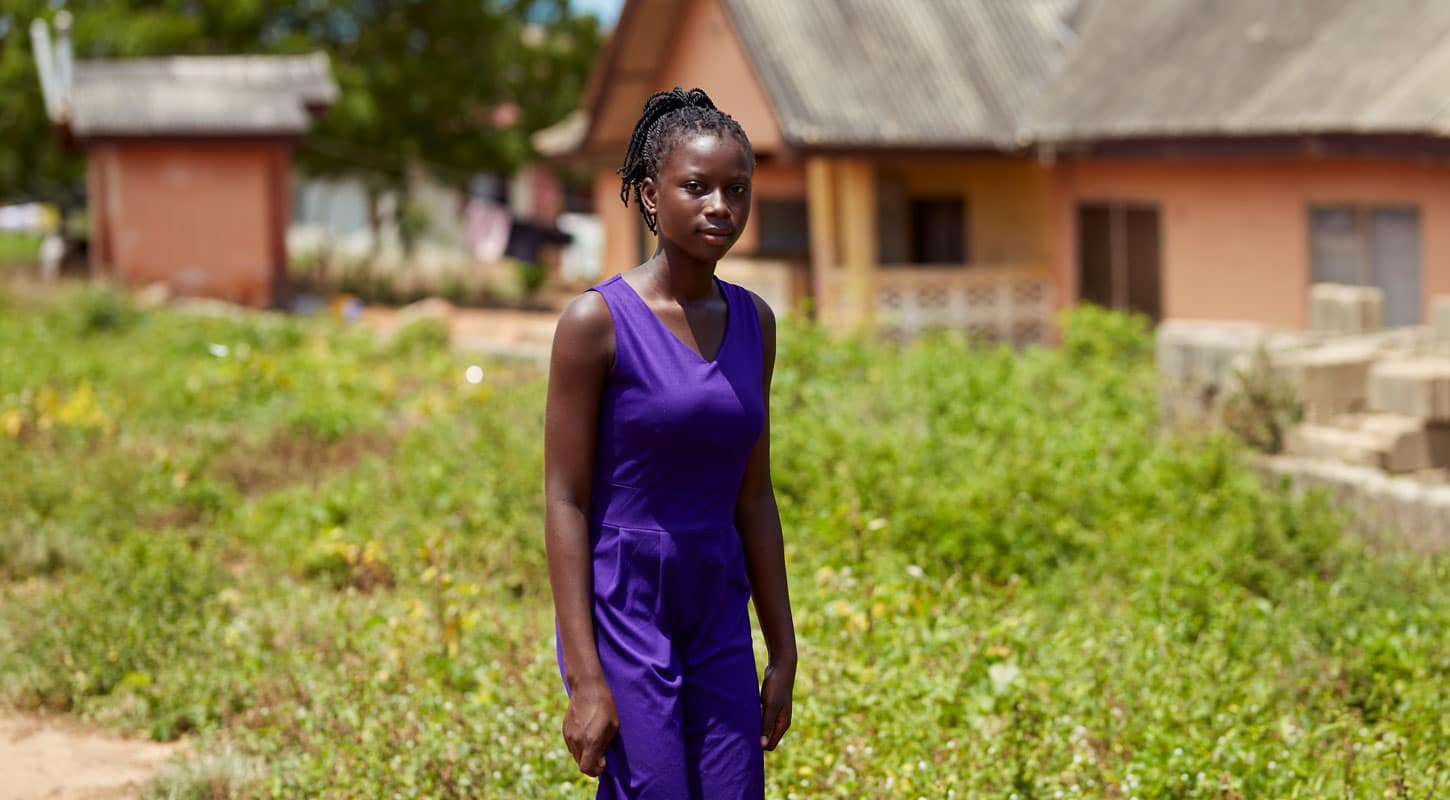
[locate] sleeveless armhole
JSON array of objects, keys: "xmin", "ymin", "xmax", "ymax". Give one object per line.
[{"xmin": 721, "ymin": 279, "xmax": 765, "ymax": 367}]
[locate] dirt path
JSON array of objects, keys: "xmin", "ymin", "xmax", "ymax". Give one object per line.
[{"xmin": 0, "ymin": 714, "xmax": 184, "ymax": 800}]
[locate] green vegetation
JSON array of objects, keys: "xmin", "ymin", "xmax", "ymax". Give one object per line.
[
  {"xmin": 3, "ymin": 2, "xmax": 600, "ymax": 199},
  {"xmin": 0, "ymin": 231, "xmax": 41, "ymax": 266},
  {"xmin": 2, "ymin": 288, "xmax": 1448, "ymax": 798}
]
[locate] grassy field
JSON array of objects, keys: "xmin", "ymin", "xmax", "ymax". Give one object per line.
[{"xmin": 1, "ymin": 284, "xmax": 1447, "ymax": 798}]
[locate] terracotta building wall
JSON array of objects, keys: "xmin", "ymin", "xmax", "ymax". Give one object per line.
[
  {"xmin": 93, "ymin": 140, "xmax": 289, "ymax": 307},
  {"xmin": 656, "ymin": 0, "xmax": 785, "ymax": 154},
  {"xmin": 589, "ymin": 0, "xmax": 798, "ymax": 282},
  {"xmin": 882, "ymin": 158, "xmax": 1055, "ymax": 266},
  {"xmin": 1054, "ymin": 158, "xmax": 1450, "ymax": 327}
]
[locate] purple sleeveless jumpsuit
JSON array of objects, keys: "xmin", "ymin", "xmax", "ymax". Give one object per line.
[{"xmin": 556, "ymin": 273, "xmax": 766, "ymax": 799}]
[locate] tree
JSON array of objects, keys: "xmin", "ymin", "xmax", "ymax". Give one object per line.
[{"xmin": 0, "ymin": 1, "xmax": 601, "ymax": 202}]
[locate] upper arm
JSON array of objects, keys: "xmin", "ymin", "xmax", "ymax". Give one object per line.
[
  {"xmin": 737, "ymin": 292, "xmax": 778, "ymax": 509},
  {"xmin": 544, "ymin": 292, "xmax": 614, "ymax": 512},
  {"xmin": 752, "ymin": 291, "xmax": 777, "ymax": 393}
]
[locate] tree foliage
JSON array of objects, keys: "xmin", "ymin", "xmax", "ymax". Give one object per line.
[{"xmin": 0, "ymin": 1, "xmax": 601, "ymax": 201}]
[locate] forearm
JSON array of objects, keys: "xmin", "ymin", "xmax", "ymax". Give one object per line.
[
  {"xmin": 736, "ymin": 491, "xmax": 796, "ymax": 664},
  {"xmin": 545, "ymin": 499, "xmax": 606, "ymax": 690}
]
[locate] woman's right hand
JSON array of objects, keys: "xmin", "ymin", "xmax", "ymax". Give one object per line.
[{"xmin": 562, "ymin": 679, "xmax": 619, "ymax": 777}]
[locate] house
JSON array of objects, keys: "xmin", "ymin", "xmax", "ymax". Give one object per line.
[
  {"xmin": 540, "ymin": 0, "xmax": 1450, "ymax": 340},
  {"xmin": 538, "ymin": 0, "xmax": 1072, "ymax": 340},
  {"xmin": 1038, "ymin": 0, "xmax": 1450, "ymax": 330},
  {"xmin": 33, "ymin": 17, "xmax": 336, "ymax": 307}
]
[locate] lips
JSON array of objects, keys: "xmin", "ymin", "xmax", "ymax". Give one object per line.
[{"xmin": 699, "ymin": 227, "xmax": 734, "ymax": 242}]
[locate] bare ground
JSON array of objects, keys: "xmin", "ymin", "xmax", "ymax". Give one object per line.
[{"xmin": 0, "ymin": 714, "xmax": 184, "ymax": 800}]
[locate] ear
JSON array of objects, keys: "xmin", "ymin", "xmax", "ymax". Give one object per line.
[{"xmin": 640, "ymin": 176, "xmax": 658, "ymax": 217}]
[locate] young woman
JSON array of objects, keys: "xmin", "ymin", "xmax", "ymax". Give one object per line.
[{"xmin": 544, "ymin": 87, "xmax": 797, "ymax": 799}]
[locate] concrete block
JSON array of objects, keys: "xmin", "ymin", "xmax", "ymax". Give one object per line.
[
  {"xmin": 1259, "ymin": 455, "xmax": 1450, "ymax": 552},
  {"xmin": 1156, "ymin": 320, "xmax": 1274, "ymax": 388},
  {"xmin": 1310, "ymin": 283, "xmax": 1383, "ymax": 335},
  {"xmin": 1284, "ymin": 424, "xmax": 1384, "ymax": 468},
  {"xmin": 1431, "ymin": 296, "xmax": 1450, "ymax": 343},
  {"xmin": 1290, "ymin": 413, "xmax": 1450, "ymax": 473},
  {"xmin": 1367, "ymin": 358, "xmax": 1450, "ymax": 421},
  {"xmin": 1273, "ymin": 340, "xmax": 1380, "ymax": 422}
]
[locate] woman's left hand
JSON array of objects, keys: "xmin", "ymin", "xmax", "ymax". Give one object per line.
[{"xmin": 759, "ymin": 656, "xmax": 796, "ymax": 750}]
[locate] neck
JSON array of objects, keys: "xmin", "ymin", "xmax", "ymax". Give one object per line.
[{"xmin": 645, "ymin": 243, "xmax": 718, "ymax": 303}]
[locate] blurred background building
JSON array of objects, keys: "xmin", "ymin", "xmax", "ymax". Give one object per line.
[
  {"xmin": 541, "ymin": 0, "xmax": 1450, "ymax": 342},
  {"xmin": 11, "ymin": 0, "xmax": 1450, "ymax": 340}
]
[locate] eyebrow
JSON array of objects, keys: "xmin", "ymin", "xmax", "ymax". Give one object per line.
[{"xmin": 680, "ymin": 172, "xmax": 753, "ymax": 182}]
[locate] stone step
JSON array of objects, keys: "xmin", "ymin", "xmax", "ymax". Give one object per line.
[
  {"xmin": 1272, "ymin": 340, "xmax": 1382, "ymax": 422},
  {"xmin": 1286, "ymin": 413, "xmax": 1450, "ymax": 473},
  {"xmin": 1367, "ymin": 358, "xmax": 1450, "ymax": 422}
]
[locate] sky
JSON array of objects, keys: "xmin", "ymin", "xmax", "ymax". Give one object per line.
[{"xmin": 571, "ymin": 0, "xmax": 624, "ymax": 28}]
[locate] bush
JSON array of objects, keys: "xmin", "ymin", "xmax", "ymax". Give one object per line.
[{"xmin": 1221, "ymin": 344, "xmax": 1303, "ymax": 453}]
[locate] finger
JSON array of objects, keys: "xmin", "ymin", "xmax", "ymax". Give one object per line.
[
  {"xmin": 760, "ymin": 701, "xmax": 781, "ymax": 748},
  {"xmin": 580, "ymin": 743, "xmax": 607, "ymax": 777},
  {"xmin": 766, "ymin": 708, "xmax": 791, "ymax": 750}
]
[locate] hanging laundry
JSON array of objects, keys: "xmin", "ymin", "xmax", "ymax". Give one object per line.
[
  {"xmin": 464, "ymin": 198, "xmax": 511, "ymax": 262},
  {"xmin": 557, "ymin": 213, "xmax": 603, "ymax": 282},
  {"xmin": 503, "ymin": 219, "xmax": 572, "ymax": 264}
]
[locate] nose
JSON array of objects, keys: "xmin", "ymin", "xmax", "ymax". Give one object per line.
[{"xmin": 704, "ymin": 188, "xmax": 730, "ymax": 218}]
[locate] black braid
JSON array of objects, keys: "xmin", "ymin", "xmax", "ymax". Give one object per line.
[{"xmin": 618, "ymin": 86, "xmax": 755, "ymax": 234}]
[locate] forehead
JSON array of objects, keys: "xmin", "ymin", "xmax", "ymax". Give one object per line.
[{"xmin": 658, "ymin": 133, "xmax": 753, "ymax": 176}]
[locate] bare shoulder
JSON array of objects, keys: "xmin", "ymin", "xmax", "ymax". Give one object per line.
[
  {"xmin": 551, "ymin": 290, "xmax": 614, "ymax": 364},
  {"xmin": 557, "ymin": 290, "xmax": 612, "ymax": 335}
]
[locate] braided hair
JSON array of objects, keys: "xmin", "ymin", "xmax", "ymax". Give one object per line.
[{"xmin": 618, "ymin": 87, "xmax": 755, "ymax": 234}]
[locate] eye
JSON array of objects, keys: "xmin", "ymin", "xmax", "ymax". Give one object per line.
[
  {"xmin": 729, "ymin": 184, "xmax": 749, "ymax": 196},
  {"xmin": 683, "ymin": 181, "xmax": 704, "ymax": 193}
]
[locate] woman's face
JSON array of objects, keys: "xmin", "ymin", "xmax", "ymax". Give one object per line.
[{"xmin": 642, "ymin": 133, "xmax": 753, "ymax": 263}]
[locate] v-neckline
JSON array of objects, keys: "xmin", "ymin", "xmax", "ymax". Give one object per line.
[{"xmin": 616, "ymin": 274, "xmax": 731, "ymax": 364}]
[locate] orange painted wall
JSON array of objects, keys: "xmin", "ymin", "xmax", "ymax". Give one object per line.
[
  {"xmin": 90, "ymin": 140, "xmax": 288, "ymax": 306},
  {"xmin": 590, "ymin": 0, "xmax": 802, "ymax": 282},
  {"xmin": 656, "ymin": 0, "xmax": 784, "ymax": 154},
  {"xmin": 1054, "ymin": 158, "xmax": 1450, "ymax": 327},
  {"xmin": 594, "ymin": 167, "xmax": 643, "ymax": 279},
  {"xmin": 882, "ymin": 158, "xmax": 1055, "ymax": 265}
]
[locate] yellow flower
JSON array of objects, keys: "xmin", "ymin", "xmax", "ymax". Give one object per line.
[{"xmin": 1, "ymin": 409, "xmax": 23, "ymax": 437}]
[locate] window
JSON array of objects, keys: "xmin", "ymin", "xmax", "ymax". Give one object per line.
[
  {"xmin": 876, "ymin": 174, "xmax": 969, "ymax": 265},
  {"xmin": 1077, "ymin": 202, "xmax": 1162, "ymax": 321},
  {"xmin": 1309, "ymin": 205, "xmax": 1420, "ymax": 326},
  {"xmin": 753, "ymin": 198, "xmax": 810, "ymax": 258},
  {"xmin": 909, "ymin": 198, "xmax": 966, "ymax": 264}
]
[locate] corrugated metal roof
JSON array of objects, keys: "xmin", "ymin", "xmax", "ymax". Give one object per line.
[
  {"xmin": 724, "ymin": 0, "xmax": 1076, "ymax": 149},
  {"xmin": 1032, "ymin": 0, "xmax": 1450, "ymax": 141},
  {"xmin": 68, "ymin": 53, "xmax": 336, "ymax": 137},
  {"xmin": 71, "ymin": 84, "xmax": 310, "ymax": 137}
]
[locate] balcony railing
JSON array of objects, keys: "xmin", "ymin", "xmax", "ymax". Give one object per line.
[{"xmin": 871, "ymin": 264, "xmax": 1057, "ymax": 344}]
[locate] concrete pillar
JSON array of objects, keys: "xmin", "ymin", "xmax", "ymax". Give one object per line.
[
  {"xmin": 805, "ymin": 157, "xmax": 837, "ymax": 327},
  {"xmin": 594, "ymin": 169, "xmax": 641, "ymax": 279},
  {"xmin": 836, "ymin": 159, "xmax": 876, "ymax": 330}
]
